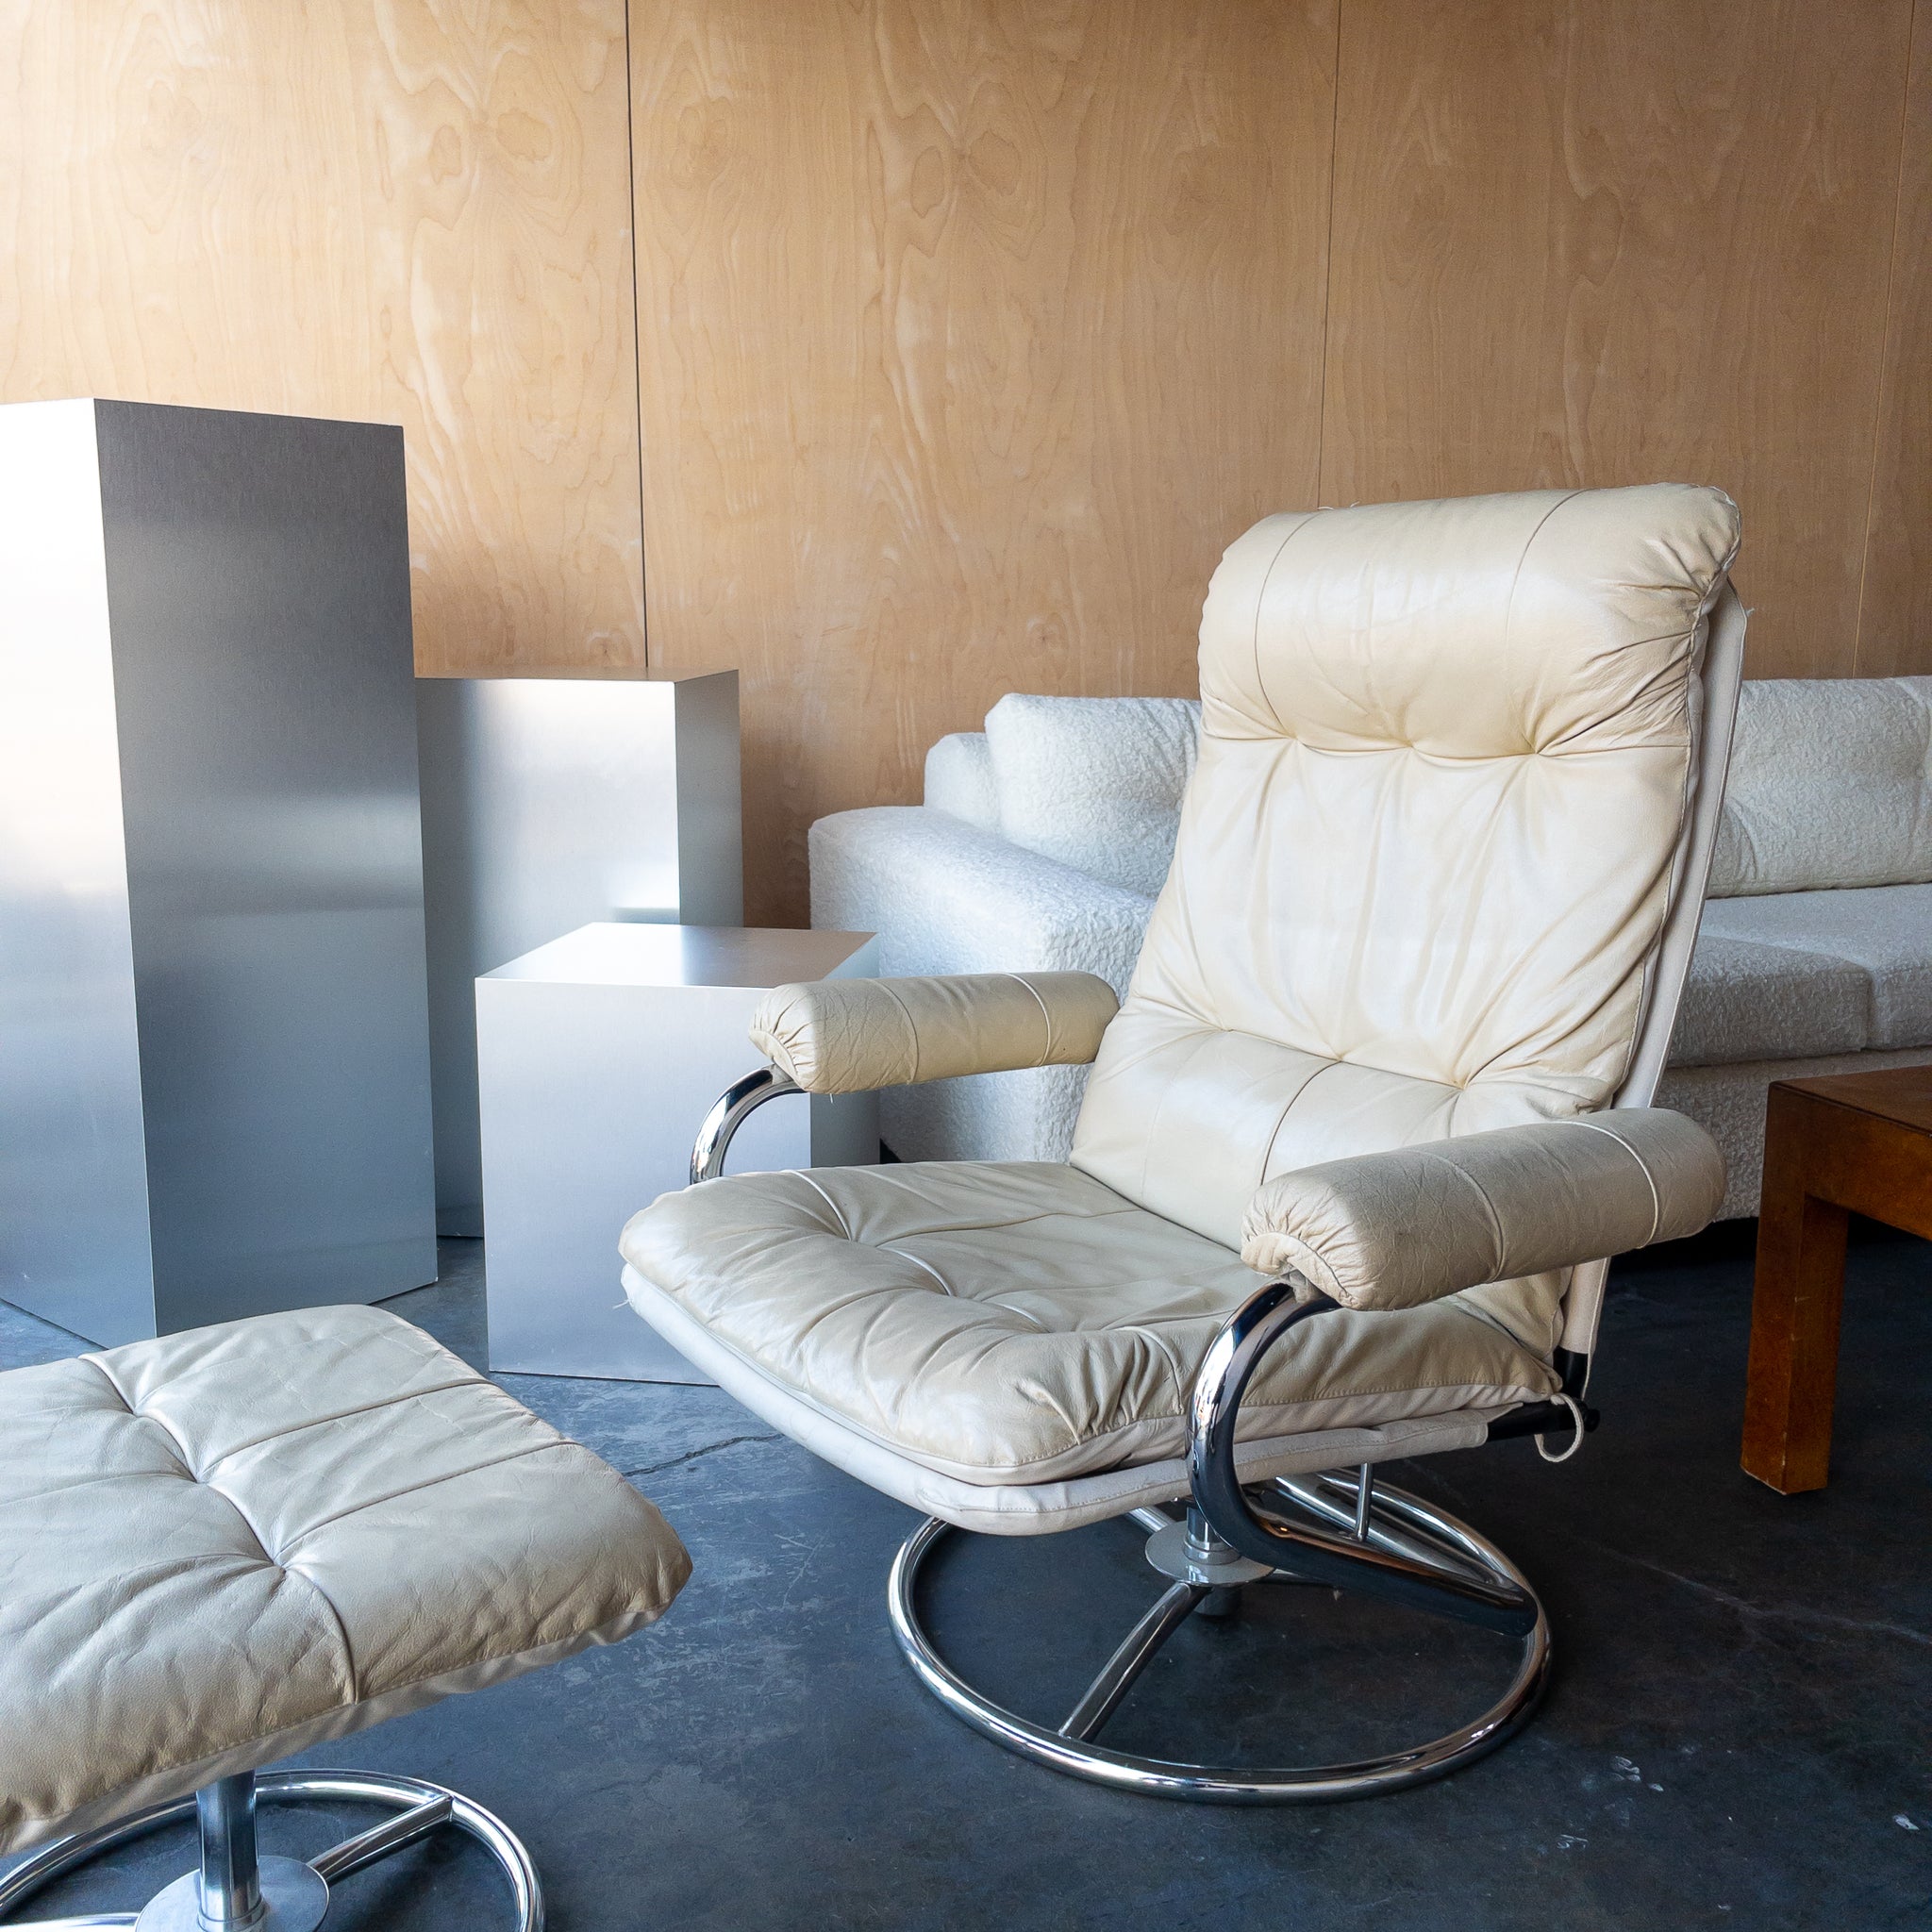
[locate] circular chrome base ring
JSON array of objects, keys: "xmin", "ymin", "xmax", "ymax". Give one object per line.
[
  {"xmin": 0, "ymin": 1772, "xmax": 542, "ymax": 1931},
  {"xmin": 887, "ymin": 1483, "xmax": 1551, "ymax": 1804}
]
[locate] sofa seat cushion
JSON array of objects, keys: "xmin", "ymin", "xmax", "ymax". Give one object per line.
[
  {"xmin": 0, "ymin": 1306, "xmax": 690, "ymax": 1855},
  {"xmin": 1671, "ymin": 933, "xmax": 1872, "ymax": 1065},
  {"xmin": 622, "ymin": 1160, "xmax": 1559, "ymax": 1488},
  {"xmin": 1697, "ymin": 886, "xmax": 1932, "ymax": 1051}
]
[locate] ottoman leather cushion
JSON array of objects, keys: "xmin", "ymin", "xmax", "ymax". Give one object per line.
[{"xmin": 0, "ymin": 1305, "xmax": 690, "ymax": 1855}]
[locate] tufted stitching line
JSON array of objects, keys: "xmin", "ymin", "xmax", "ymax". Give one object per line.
[
  {"xmin": 794, "ymin": 1170, "xmax": 855, "ymax": 1239},
  {"xmin": 1256, "ymin": 1056, "xmax": 1346, "ymax": 1185},
  {"xmin": 1498, "ymin": 490, "xmax": 1583, "ymax": 753},
  {"xmin": 265, "ymin": 1558, "xmax": 361, "ymax": 1703},
  {"xmin": 81, "ymin": 1365, "xmax": 491, "ymax": 1478},
  {"xmin": 1005, "ymin": 973, "xmax": 1058, "ymax": 1061},
  {"xmin": 1248, "ymin": 515, "xmax": 1320, "ymax": 733},
  {"xmin": 72, "ymin": 1361, "xmax": 361, "ymax": 1700},
  {"xmin": 882, "ymin": 1245, "xmax": 955, "ymax": 1296},
  {"xmin": 1128, "ymin": 1324, "xmax": 1191, "ymax": 1417},
  {"xmin": 269, "ymin": 1441, "xmax": 566, "ymax": 1556},
  {"xmin": 983, "ymin": 1301, "xmax": 1052, "ymax": 1332},
  {"xmin": 1564, "ymin": 1118, "xmax": 1663, "ymax": 1244}
]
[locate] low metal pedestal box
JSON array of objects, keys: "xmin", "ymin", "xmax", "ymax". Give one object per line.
[{"xmin": 477, "ymin": 924, "xmax": 876, "ymax": 1382}]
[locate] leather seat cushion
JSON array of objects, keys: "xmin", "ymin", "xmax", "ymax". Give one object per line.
[
  {"xmin": 621, "ymin": 1160, "xmax": 1561, "ymax": 1487},
  {"xmin": 0, "ymin": 1306, "xmax": 691, "ymax": 1856}
]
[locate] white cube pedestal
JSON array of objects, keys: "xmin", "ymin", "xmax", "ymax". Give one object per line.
[{"xmin": 477, "ymin": 924, "xmax": 878, "ymax": 1382}]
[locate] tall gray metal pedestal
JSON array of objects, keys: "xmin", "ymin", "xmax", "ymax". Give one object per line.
[{"xmin": 0, "ymin": 398, "xmax": 437, "ymax": 1344}]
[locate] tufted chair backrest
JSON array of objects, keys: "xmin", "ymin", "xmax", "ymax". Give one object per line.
[{"xmin": 1071, "ymin": 486, "xmax": 1743, "ymax": 1277}]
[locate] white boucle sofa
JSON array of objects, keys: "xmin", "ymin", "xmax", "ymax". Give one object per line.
[{"xmin": 810, "ymin": 680, "xmax": 1932, "ymax": 1220}]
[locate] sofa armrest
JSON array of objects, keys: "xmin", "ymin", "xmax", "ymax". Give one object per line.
[
  {"xmin": 750, "ymin": 972, "xmax": 1120, "ymax": 1095},
  {"xmin": 1239, "ymin": 1109, "xmax": 1725, "ymax": 1311},
  {"xmin": 808, "ymin": 807, "xmax": 1156, "ymax": 992}
]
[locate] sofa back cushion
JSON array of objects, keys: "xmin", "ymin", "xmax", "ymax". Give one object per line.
[
  {"xmin": 923, "ymin": 731, "xmax": 1002, "ymax": 832},
  {"xmin": 983, "ymin": 693, "xmax": 1200, "ymax": 898},
  {"xmin": 1708, "ymin": 676, "xmax": 1932, "ymax": 896}
]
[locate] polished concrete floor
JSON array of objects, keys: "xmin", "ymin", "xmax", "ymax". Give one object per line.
[{"xmin": 4, "ymin": 1223, "xmax": 1928, "ymax": 1930}]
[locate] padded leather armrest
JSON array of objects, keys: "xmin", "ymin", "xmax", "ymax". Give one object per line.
[
  {"xmin": 1239, "ymin": 1108, "xmax": 1726, "ymax": 1311},
  {"xmin": 750, "ymin": 972, "xmax": 1120, "ymax": 1094}
]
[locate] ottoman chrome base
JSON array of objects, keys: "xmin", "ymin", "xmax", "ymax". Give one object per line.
[
  {"xmin": 0, "ymin": 1768, "xmax": 541, "ymax": 1931},
  {"xmin": 889, "ymin": 1474, "xmax": 1550, "ymax": 1804}
]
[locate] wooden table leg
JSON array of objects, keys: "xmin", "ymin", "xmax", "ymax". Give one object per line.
[{"xmin": 1741, "ymin": 1092, "xmax": 1849, "ymax": 1493}]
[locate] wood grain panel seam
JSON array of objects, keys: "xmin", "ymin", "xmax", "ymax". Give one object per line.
[
  {"xmin": 1854, "ymin": 0, "xmax": 1922, "ymax": 677},
  {"xmin": 1314, "ymin": 0, "xmax": 1344, "ymax": 508},
  {"xmin": 621, "ymin": 0, "xmax": 650, "ymax": 670}
]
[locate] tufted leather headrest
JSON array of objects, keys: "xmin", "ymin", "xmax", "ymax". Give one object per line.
[{"xmin": 1199, "ymin": 485, "xmax": 1740, "ymax": 758}]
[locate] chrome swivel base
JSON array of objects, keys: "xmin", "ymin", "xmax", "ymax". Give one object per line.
[
  {"xmin": 889, "ymin": 1473, "xmax": 1550, "ymax": 1804},
  {"xmin": 0, "ymin": 1769, "xmax": 542, "ymax": 1930}
]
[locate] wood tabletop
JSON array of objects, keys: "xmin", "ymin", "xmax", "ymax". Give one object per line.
[{"xmin": 1777, "ymin": 1062, "xmax": 1932, "ymax": 1136}]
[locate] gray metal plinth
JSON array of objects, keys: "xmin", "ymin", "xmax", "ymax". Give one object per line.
[
  {"xmin": 477, "ymin": 923, "xmax": 877, "ymax": 1382},
  {"xmin": 888, "ymin": 1480, "xmax": 1550, "ymax": 1803},
  {"xmin": 0, "ymin": 398, "xmax": 437, "ymax": 1343},
  {"xmin": 0, "ymin": 1771, "xmax": 539, "ymax": 1932},
  {"xmin": 416, "ymin": 670, "xmax": 742, "ymax": 1236}
]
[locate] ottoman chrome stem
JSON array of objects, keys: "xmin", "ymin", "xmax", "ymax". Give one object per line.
[
  {"xmin": 0, "ymin": 1772, "xmax": 540, "ymax": 1932},
  {"xmin": 193, "ymin": 1779, "xmax": 261, "ymax": 1929}
]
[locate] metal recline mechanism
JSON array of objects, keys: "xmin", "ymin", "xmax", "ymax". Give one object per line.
[{"xmin": 1186, "ymin": 1281, "xmax": 1541, "ymax": 1638}]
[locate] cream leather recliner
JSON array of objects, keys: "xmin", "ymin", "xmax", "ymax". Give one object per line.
[{"xmin": 621, "ymin": 485, "xmax": 1744, "ymax": 1801}]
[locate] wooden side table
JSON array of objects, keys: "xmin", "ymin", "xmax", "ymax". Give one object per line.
[{"xmin": 1741, "ymin": 1064, "xmax": 1932, "ymax": 1492}]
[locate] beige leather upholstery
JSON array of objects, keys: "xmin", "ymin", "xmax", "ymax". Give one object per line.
[
  {"xmin": 624, "ymin": 1257, "xmax": 1505, "ymax": 1536},
  {"xmin": 625, "ymin": 484, "xmax": 1740, "ymax": 1526},
  {"xmin": 0, "ymin": 1306, "xmax": 691, "ymax": 1856},
  {"xmin": 1072, "ymin": 485, "xmax": 1740, "ymax": 1248},
  {"xmin": 1241, "ymin": 1109, "xmax": 1725, "ymax": 1310},
  {"xmin": 622, "ymin": 1160, "xmax": 1557, "ymax": 1486},
  {"xmin": 751, "ymin": 971, "xmax": 1118, "ymax": 1094}
]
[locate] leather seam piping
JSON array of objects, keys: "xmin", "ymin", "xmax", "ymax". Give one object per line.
[
  {"xmin": 1434, "ymin": 1153, "xmax": 1511, "ymax": 1278},
  {"xmin": 1005, "ymin": 972, "xmax": 1058, "ymax": 1062},
  {"xmin": 873, "ymin": 977, "xmax": 924, "ymax": 1083},
  {"xmin": 1248, "ymin": 514, "xmax": 1319, "ymax": 734},
  {"xmin": 1564, "ymin": 1118, "xmax": 1664, "ymax": 1244}
]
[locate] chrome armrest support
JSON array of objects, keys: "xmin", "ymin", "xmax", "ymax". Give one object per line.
[
  {"xmin": 1185, "ymin": 1279, "xmax": 1540, "ymax": 1637},
  {"xmin": 690, "ymin": 1065, "xmax": 802, "ymax": 1185}
]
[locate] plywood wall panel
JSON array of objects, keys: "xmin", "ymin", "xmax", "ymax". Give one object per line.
[
  {"xmin": 1320, "ymin": 0, "xmax": 1914, "ymax": 678},
  {"xmin": 0, "ymin": 1, "xmax": 644, "ymax": 674},
  {"xmin": 630, "ymin": 0, "xmax": 1338, "ymax": 924},
  {"xmin": 1857, "ymin": 0, "xmax": 1932, "ymax": 678}
]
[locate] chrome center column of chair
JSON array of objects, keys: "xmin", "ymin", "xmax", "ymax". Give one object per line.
[{"xmin": 625, "ymin": 484, "xmax": 1745, "ymax": 1801}]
